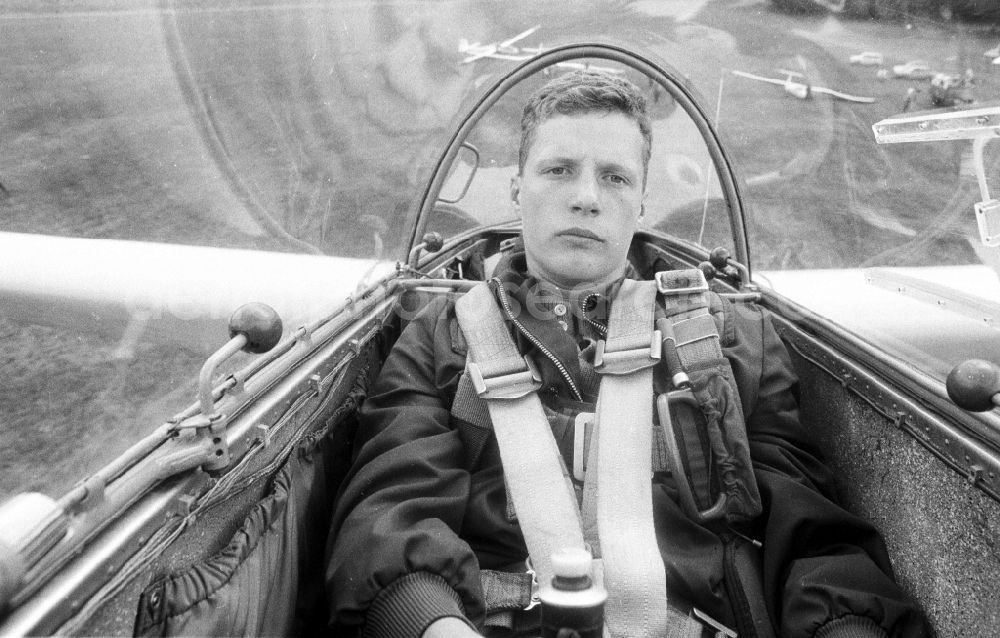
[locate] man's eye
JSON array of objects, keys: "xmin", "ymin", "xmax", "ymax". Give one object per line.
[
  {"xmin": 606, "ymin": 174, "xmax": 628, "ymax": 185},
  {"xmin": 546, "ymin": 166, "xmax": 568, "ymax": 176}
]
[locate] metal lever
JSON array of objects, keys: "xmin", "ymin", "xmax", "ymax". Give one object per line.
[
  {"xmin": 197, "ymin": 302, "xmax": 283, "ymax": 418},
  {"xmin": 174, "ymin": 303, "xmax": 283, "ymax": 471}
]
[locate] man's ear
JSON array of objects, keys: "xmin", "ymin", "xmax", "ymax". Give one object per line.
[{"xmin": 510, "ymin": 176, "xmax": 522, "ymax": 216}]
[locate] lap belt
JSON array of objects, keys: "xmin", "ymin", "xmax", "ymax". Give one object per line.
[
  {"xmin": 478, "ymin": 567, "xmax": 734, "ymax": 637},
  {"xmin": 456, "ymin": 280, "xmax": 703, "ymax": 638}
]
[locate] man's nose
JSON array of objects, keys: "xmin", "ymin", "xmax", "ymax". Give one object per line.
[{"xmin": 570, "ymin": 175, "xmax": 600, "ymax": 215}]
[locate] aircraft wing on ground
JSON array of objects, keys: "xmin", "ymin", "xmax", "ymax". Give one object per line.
[
  {"xmin": 460, "ymin": 49, "xmax": 494, "ymax": 64},
  {"xmin": 810, "ymin": 85, "xmax": 877, "ymax": 103},
  {"xmin": 461, "ymin": 52, "xmax": 532, "ymax": 63},
  {"xmin": 732, "ymin": 69, "xmax": 876, "ymax": 103},
  {"xmin": 460, "ymin": 25, "xmax": 540, "ymax": 64},
  {"xmin": 497, "ymin": 25, "xmax": 539, "ymax": 49},
  {"xmin": 731, "ymin": 69, "xmax": 787, "ymax": 87}
]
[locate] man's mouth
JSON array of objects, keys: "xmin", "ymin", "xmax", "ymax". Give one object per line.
[{"xmin": 559, "ymin": 227, "xmax": 603, "ymax": 241}]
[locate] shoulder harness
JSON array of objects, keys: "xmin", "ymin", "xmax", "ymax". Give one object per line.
[
  {"xmin": 454, "ymin": 269, "xmax": 767, "ymax": 637},
  {"xmin": 452, "ymin": 269, "xmax": 761, "ymax": 526}
]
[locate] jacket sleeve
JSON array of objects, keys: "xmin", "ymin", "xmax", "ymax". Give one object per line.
[
  {"xmin": 732, "ymin": 304, "xmax": 926, "ymax": 638},
  {"xmin": 325, "ymin": 296, "xmax": 484, "ymax": 637}
]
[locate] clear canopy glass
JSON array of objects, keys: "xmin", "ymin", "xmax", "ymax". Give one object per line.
[{"xmin": 2, "ymin": 0, "xmax": 999, "ymax": 501}]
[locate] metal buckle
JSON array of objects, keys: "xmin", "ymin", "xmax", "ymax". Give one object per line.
[
  {"xmin": 655, "ymin": 270, "xmax": 709, "ymax": 296},
  {"xmin": 467, "ymin": 355, "xmax": 542, "ymax": 400},
  {"xmin": 655, "ymin": 390, "xmax": 727, "ymax": 524},
  {"xmin": 691, "ymin": 607, "xmax": 737, "ymax": 638},
  {"xmin": 593, "ymin": 330, "xmax": 662, "ymax": 375},
  {"xmin": 524, "ymin": 558, "xmax": 540, "ymax": 610},
  {"xmin": 572, "ymin": 412, "xmax": 596, "ymax": 482}
]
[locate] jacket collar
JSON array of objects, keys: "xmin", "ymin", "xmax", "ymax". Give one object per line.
[{"xmin": 492, "ymin": 248, "xmax": 638, "ymax": 330}]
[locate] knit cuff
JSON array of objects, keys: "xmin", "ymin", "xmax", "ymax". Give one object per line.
[
  {"xmin": 815, "ymin": 615, "xmax": 889, "ymax": 638},
  {"xmin": 364, "ymin": 571, "xmax": 475, "ymax": 638}
]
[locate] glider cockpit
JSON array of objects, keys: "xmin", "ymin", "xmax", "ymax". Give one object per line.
[{"xmin": 1, "ymin": 6, "xmax": 999, "ymax": 636}]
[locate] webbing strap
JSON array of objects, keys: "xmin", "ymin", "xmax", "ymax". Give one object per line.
[
  {"xmin": 656, "ymin": 270, "xmax": 726, "ymax": 370},
  {"xmin": 480, "ymin": 569, "xmax": 535, "ymax": 613},
  {"xmin": 590, "ymin": 560, "xmax": 705, "ymax": 638},
  {"xmin": 657, "ymin": 269, "xmax": 740, "ymax": 511},
  {"xmin": 672, "ymin": 313, "xmax": 724, "ymax": 367},
  {"xmin": 455, "ymin": 284, "xmax": 585, "ymax": 586},
  {"xmin": 458, "ymin": 280, "xmax": 702, "ymax": 638},
  {"xmin": 588, "ymin": 279, "xmax": 668, "ymax": 638}
]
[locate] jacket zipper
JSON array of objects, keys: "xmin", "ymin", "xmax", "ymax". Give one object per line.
[
  {"xmin": 579, "ymin": 292, "xmax": 608, "ymax": 339},
  {"xmin": 722, "ymin": 535, "xmax": 759, "ymax": 638},
  {"xmin": 722, "ymin": 531, "xmax": 778, "ymax": 638},
  {"xmin": 490, "ymin": 277, "xmax": 583, "ymax": 402}
]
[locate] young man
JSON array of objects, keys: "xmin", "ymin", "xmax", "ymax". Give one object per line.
[{"xmin": 326, "ymin": 70, "xmax": 925, "ymax": 638}]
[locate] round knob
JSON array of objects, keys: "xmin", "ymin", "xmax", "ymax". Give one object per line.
[
  {"xmin": 946, "ymin": 359, "xmax": 1000, "ymax": 412},
  {"xmin": 709, "ymin": 246, "xmax": 731, "ymax": 270},
  {"xmin": 698, "ymin": 261, "xmax": 717, "ymax": 280},
  {"xmin": 422, "ymin": 232, "xmax": 444, "ymax": 253},
  {"xmin": 229, "ymin": 303, "xmax": 283, "ymax": 354}
]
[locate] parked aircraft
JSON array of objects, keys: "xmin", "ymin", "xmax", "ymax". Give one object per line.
[
  {"xmin": 457, "ymin": 28, "xmax": 621, "ymax": 74},
  {"xmin": 892, "ymin": 60, "xmax": 934, "ymax": 80},
  {"xmin": 0, "ymin": 6, "xmax": 997, "ymax": 638},
  {"xmin": 731, "ymin": 69, "xmax": 877, "ymax": 103},
  {"xmin": 849, "ymin": 51, "xmax": 884, "ymax": 66},
  {"xmin": 458, "ymin": 25, "xmax": 540, "ymax": 64}
]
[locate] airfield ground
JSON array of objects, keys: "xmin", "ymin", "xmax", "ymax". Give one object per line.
[{"xmin": 1, "ymin": 0, "xmax": 999, "ymax": 500}]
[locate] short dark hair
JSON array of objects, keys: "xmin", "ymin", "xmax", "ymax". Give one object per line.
[{"xmin": 518, "ymin": 69, "xmax": 652, "ymax": 183}]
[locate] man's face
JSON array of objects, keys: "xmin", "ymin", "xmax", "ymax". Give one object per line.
[{"xmin": 512, "ymin": 112, "xmax": 647, "ymax": 290}]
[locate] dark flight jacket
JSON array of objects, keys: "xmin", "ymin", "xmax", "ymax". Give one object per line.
[{"xmin": 325, "ymin": 252, "xmax": 926, "ymax": 638}]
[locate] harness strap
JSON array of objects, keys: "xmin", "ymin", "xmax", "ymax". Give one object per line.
[
  {"xmin": 458, "ymin": 280, "xmax": 703, "ymax": 638},
  {"xmin": 656, "ymin": 269, "xmax": 761, "ymax": 523},
  {"xmin": 455, "ymin": 284, "xmax": 586, "ymax": 588},
  {"xmin": 480, "ymin": 569, "xmax": 535, "ymax": 616},
  {"xmin": 587, "ymin": 279, "xmax": 670, "ymax": 638},
  {"xmin": 655, "ymin": 270, "xmax": 727, "ymax": 377}
]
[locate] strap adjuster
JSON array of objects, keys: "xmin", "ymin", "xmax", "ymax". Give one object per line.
[
  {"xmin": 691, "ymin": 607, "xmax": 737, "ymax": 637},
  {"xmin": 467, "ymin": 355, "xmax": 542, "ymax": 400},
  {"xmin": 594, "ymin": 330, "xmax": 662, "ymax": 375},
  {"xmin": 655, "ymin": 270, "xmax": 709, "ymax": 296},
  {"xmin": 524, "ymin": 558, "xmax": 540, "ymax": 610},
  {"xmin": 572, "ymin": 411, "xmax": 596, "ymax": 482},
  {"xmin": 655, "ymin": 390, "xmax": 727, "ymax": 523}
]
